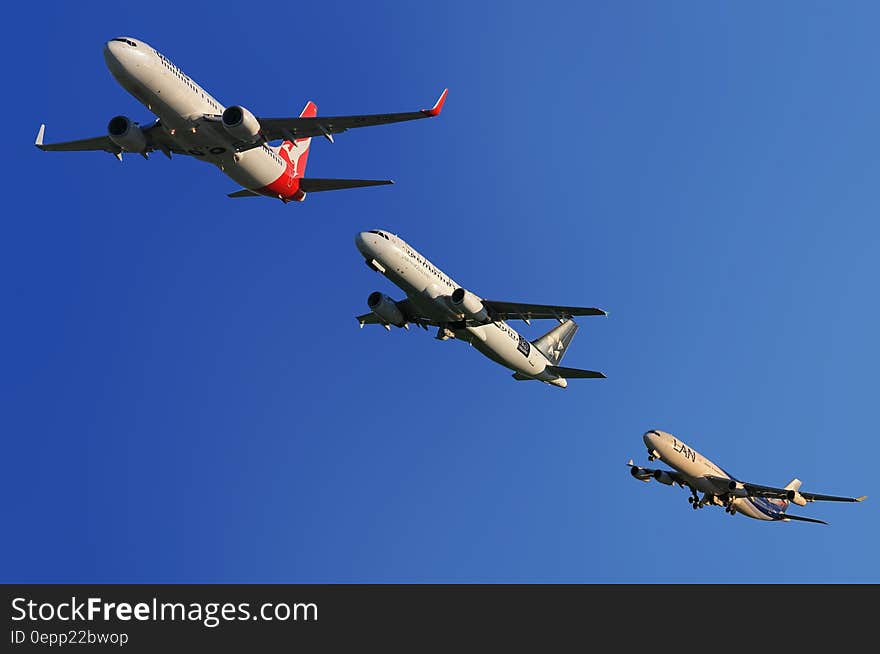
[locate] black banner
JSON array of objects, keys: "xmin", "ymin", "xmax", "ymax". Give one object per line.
[{"xmin": 3, "ymin": 584, "xmax": 876, "ymax": 650}]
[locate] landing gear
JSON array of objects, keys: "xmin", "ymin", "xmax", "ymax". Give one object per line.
[{"xmin": 435, "ymin": 325, "xmax": 455, "ymax": 341}]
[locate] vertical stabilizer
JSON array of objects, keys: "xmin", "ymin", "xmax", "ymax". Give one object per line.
[
  {"xmin": 532, "ymin": 318, "xmax": 579, "ymax": 365},
  {"xmin": 279, "ymin": 101, "xmax": 316, "ymax": 178}
]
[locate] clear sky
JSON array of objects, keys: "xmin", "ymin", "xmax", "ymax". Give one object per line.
[{"xmin": 3, "ymin": 1, "xmax": 878, "ymax": 582}]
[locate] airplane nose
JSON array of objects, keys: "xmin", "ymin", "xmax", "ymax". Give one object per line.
[
  {"xmin": 103, "ymin": 40, "xmax": 123, "ymax": 69},
  {"xmin": 643, "ymin": 430, "xmax": 660, "ymax": 448},
  {"xmin": 354, "ymin": 231, "xmax": 372, "ymax": 255}
]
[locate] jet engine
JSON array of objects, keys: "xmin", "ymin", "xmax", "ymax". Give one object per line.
[
  {"xmin": 786, "ymin": 490, "xmax": 808, "ymax": 506},
  {"xmin": 449, "ymin": 288, "xmax": 489, "ymax": 323},
  {"xmin": 630, "ymin": 466, "xmax": 652, "ymax": 482},
  {"xmin": 652, "ymin": 470, "xmax": 676, "ymax": 486},
  {"xmin": 726, "ymin": 481, "xmax": 750, "ymax": 498},
  {"xmin": 368, "ymin": 292, "xmax": 406, "ymax": 328},
  {"xmin": 107, "ymin": 115, "xmax": 147, "ymax": 152},
  {"xmin": 222, "ymin": 105, "xmax": 262, "ymax": 143}
]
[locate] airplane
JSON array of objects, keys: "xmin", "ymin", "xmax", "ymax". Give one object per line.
[
  {"xmin": 34, "ymin": 36, "xmax": 447, "ymax": 203},
  {"xmin": 354, "ymin": 230, "xmax": 608, "ymax": 387},
  {"xmin": 628, "ymin": 429, "xmax": 866, "ymax": 524}
]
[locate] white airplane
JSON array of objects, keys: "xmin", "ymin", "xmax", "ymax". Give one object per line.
[
  {"xmin": 629, "ymin": 430, "xmax": 866, "ymax": 524},
  {"xmin": 34, "ymin": 36, "xmax": 447, "ymax": 203},
  {"xmin": 355, "ymin": 230, "xmax": 608, "ymax": 387}
]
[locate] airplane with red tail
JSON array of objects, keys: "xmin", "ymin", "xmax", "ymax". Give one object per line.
[{"xmin": 35, "ymin": 36, "xmax": 447, "ymax": 203}]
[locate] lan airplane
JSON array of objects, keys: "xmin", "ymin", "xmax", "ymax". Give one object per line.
[
  {"xmin": 628, "ymin": 430, "xmax": 866, "ymax": 524},
  {"xmin": 355, "ymin": 230, "xmax": 607, "ymax": 387},
  {"xmin": 34, "ymin": 36, "xmax": 447, "ymax": 202}
]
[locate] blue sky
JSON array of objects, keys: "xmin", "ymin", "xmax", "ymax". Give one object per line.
[{"xmin": 2, "ymin": 1, "xmax": 878, "ymax": 582}]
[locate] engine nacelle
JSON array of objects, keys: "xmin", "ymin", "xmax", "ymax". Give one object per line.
[
  {"xmin": 726, "ymin": 481, "xmax": 750, "ymax": 498},
  {"xmin": 450, "ymin": 288, "xmax": 489, "ymax": 323},
  {"xmin": 652, "ymin": 470, "xmax": 675, "ymax": 486},
  {"xmin": 787, "ymin": 490, "xmax": 808, "ymax": 507},
  {"xmin": 222, "ymin": 105, "xmax": 262, "ymax": 143},
  {"xmin": 107, "ymin": 115, "xmax": 147, "ymax": 152},
  {"xmin": 630, "ymin": 466, "xmax": 652, "ymax": 482},
  {"xmin": 367, "ymin": 292, "xmax": 406, "ymax": 328}
]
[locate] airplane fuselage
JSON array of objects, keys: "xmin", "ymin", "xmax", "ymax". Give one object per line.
[
  {"xmin": 643, "ymin": 430, "xmax": 787, "ymax": 521},
  {"xmin": 103, "ymin": 37, "xmax": 303, "ymax": 200},
  {"xmin": 355, "ymin": 230, "xmax": 569, "ymax": 386}
]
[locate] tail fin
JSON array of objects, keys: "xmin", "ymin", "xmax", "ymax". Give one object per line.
[
  {"xmin": 279, "ymin": 101, "xmax": 317, "ymax": 178},
  {"xmin": 532, "ymin": 318, "xmax": 579, "ymax": 365}
]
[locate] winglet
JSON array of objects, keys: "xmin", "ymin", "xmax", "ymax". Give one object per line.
[
  {"xmin": 35, "ymin": 124, "xmax": 46, "ymax": 149},
  {"xmin": 627, "ymin": 459, "xmax": 634, "ymax": 466},
  {"xmin": 856, "ymin": 496, "xmax": 867, "ymax": 502},
  {"xmin": 422, "ymin": 88, "xmax": 448, "ymax": 117}
]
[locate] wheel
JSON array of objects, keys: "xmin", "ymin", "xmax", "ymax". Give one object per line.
[{"xmin": 687, "ymin": 497, "xmax": 694, "ymax": 504}]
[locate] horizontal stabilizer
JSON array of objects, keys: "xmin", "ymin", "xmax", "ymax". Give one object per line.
[
  {"xmin": 299, "ymin": 178, "xmax": 394, "ymax": 193},
  {"xmin": 779, "ymin": 514, "xmax": 829, "ymax": 525},
  {"xmin": 228, "ymin": 189, "xmax": 260, "ymax": 198},
  {"xmin": 546, "ymin": 365, "xmax": 606, "ymax": 379}
]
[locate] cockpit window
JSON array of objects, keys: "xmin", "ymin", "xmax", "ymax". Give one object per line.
[
  {"xmin": 368, "ymin": 230, "xmax": 390, "ymax": 239},
  {"xmin": 111, "ymin": 38, "xmax": 138, "ymax": 47}
]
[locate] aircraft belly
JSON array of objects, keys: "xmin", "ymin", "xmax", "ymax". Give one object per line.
[
  {"xmin": 732, "ymin": 499, "xmax": 768, "ymax": 521},
  {"xmin": 120, "ymin": 65, "xmax": 190, "ymax": 118},
  {"xmin": 467, "ymin": 325, "xmax": 534, "ymax": 374},
  {"xmin": 383, "ymin": 257, "xmax": 427, "ymax": 295},
  {"xmin": 406, "ymin": 294, "xmax": 440, "ymax": 320},
  {"xmin": 224, "ymin": 150, "xmax": 285, "ymax": 189},
  {"xmin": 694, "ymin": 477, "xmax": 720, "ymax": 495}
]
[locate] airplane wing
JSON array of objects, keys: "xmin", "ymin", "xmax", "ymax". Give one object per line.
[
  {"xmin": 35, "ymin": 122, "xmax": 180, "ymax": 157},
  {"xmin": 481, "ymin": 300, "xmax": 607, "ymax": 322},
  {"xmin": 34, "ymin": 125, "xmax": 118, "ymax": 154},
  {"xmin": 258, "ymin": 89, "xmax": 447, "ymax": 143},
  {"xmin": 742, "ymin": 482, "xmax": 865, "ymax": 504},
  {"xmin": 704, "ymin": 475, "xmax": 866, "ymax": 503},
  {"xmin": 356, "ymin": 298, "xmax": 439, "ymax": 328}
]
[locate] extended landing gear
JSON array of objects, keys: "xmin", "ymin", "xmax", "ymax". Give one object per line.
[
  {"xmin": 435, "ymin": 325, "xmax": 455, "ymax": 341},
  {"xmin": 687, "ymin": 490, "xmax": 704, "ymax": 510}
]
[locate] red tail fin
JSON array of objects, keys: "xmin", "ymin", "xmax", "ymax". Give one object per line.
[
  {"xmin": 298, "ymin": 100, "xmax": 317, "ymax": 119},
  {"xmin": 279, "ymin": 101, "xmax": 317, "ymax": 178}
]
